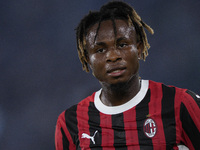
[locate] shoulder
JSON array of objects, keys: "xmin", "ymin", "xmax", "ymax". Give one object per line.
[
  {"xmin": 178, "ymin": 89, "xmax": 200, "ymax": 118},
  {"xmin": 77, "ymin": 92, "xmax": 96, "ymax": 106},
  {"xmin": 183, "ymin": 90, "xmax": 200, "ymax": 106},
  {"xmin": 148, "ymin": 80, "xmax": 175, "ymax": 90},
  {"xmin": 149, "ymin": 80, "xmax": 200, "ymax": 105},
  {"xmin": 148, "ymin": 80, "xmax": 177, "ymax": 94},
  {"xmin": 57, "ymin": 92, "xmax": 96, "ymax": 122},
  {"xmin": 172, "ymin": 85, "xmax": 200, "ymax": 108}
]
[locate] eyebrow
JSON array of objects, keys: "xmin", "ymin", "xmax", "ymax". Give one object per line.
[
  {"xmin": 116, "ymin": 37, "xmax": 127, "ymax": 43},
  {"xmin": 94, "ymin": 42, "xmax": 107, "ymax": 47},
  {"xmin": 95, "ymin": 42, "xmax": 106, "ymax": 46},
  {"xmin": 95, "ymin": 37, "xmax": 127, "ymax": 46}
]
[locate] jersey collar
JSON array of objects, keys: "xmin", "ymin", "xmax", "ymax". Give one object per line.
[{"xmin": 94, "ymin": 80, "xmax": 149, "ymax": 115}]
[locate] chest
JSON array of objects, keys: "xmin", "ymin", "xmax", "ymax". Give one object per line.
[{"xmin": 72, "ymin": 106, "xmax": 180, "ymax": 149}]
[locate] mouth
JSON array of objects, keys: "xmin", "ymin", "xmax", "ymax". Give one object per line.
[{"xmin": 107, "ymin": 67, "xmax": 126, "ymax": 77}]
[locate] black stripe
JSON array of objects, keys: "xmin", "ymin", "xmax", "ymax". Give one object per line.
[
  {"xmin": 136, "ymin": 89, "xmax": 153, "ymax": 150},
  {"xmin": 186, "ymin": 90, "xmax": 200, "ymax": 108},
  {"xmin": 65, "ymin": 105, "xmax": 79, "ymax": 148},
  {"xmin": 180, "ymin": 102, "xmax": 200, "ymax": 149},
  {"xmin": 112, "ymin": 113, "xmax": 127, "ymax": 150},
  {"xmin": 61, "ymin": 127, "xmax": 69, "ymax": 150},
  {"xmin": 161, "ymin": 84, "xmax": 176, "ymax": 149},
  {"xmin": 88, "ymin": 102, "xmax": 102, "ymax": 149}
]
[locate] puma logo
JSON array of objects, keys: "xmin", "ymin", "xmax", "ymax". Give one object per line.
[{"xmin": 81, "ymin": 130, "xmax": 98, "ymax": 144}]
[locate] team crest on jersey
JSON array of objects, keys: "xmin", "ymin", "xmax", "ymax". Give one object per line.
[{"xmin": 143, "ymin": 118, "xmax": 157, "ymax": 138}]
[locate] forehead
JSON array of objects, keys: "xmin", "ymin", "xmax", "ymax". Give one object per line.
[{"xmin": 86, "ymin": 19, "xmax": 136, "ymax": 43}]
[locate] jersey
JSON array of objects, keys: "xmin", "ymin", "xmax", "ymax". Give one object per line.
[{"xmin": 55, "ymin": 80, "xmax": 200, "ymax": 150}]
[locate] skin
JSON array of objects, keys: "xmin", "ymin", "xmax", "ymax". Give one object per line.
[{"xmin": 86, "ymin": 19, "xmax": 143, "ymax": 106}]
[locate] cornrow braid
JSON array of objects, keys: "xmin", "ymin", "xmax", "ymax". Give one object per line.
[{"xmin": 76, "ymin": 1, "xmax": 154, "ymax": 72}]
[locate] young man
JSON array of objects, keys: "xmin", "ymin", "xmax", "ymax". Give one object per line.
[{"xmin": 55, "ymin": 1, "xmax": 200, "ymax": 150}]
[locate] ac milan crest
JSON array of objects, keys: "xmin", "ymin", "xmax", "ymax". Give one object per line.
[{"xmin": 143, "ymin": 118, "xmax": 157, "ymax": 138}]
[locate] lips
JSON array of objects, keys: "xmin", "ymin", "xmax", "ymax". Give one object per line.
[{"xmin": 107, "ymin": 67, "xmax": 126, "ymax": 77}]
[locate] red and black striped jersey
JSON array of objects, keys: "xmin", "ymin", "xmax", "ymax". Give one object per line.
[{"xmin": 55, "ymin": 80, "xmax": 200, "ymax": 150}]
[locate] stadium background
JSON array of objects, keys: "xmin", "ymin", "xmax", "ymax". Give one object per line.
[{"xmin": 0, "ymin": 0, "xmax": 200, "ymax": 149}]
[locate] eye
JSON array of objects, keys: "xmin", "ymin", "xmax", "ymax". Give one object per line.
[
  {"xmin": 118, "ymin": 43, "xmax": 128, "ymax": 48},
  {"xmin": 96, "ymin": 48, "xmax": 105, "ymax": 53}
]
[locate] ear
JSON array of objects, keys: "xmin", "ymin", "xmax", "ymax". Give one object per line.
[{"xmin": 137, "ymin": 41, "xmax": 144, "ymax": 59}]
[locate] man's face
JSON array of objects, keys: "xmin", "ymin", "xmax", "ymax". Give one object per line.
[{"xmin": 86, "ymin": 19, "xmax": 142, "ymax": 85}]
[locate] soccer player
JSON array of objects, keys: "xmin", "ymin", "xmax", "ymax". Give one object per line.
[{"xmin": 55, "ymin": 1, "xmax": 200, "ymax": 149}]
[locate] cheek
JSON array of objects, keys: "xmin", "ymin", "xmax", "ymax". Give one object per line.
[
  {"xmin": 89, "ymin": 55, "xmax": 104, "ymax": 73},
  {"xmin": 124, "ymin": 46, "xmax": 138, "ymax": 60},
  {"xmin": 88, "ymin": 56, "xmax": 97, "ymax": 77},
  {"xmin": 125, "ymin": 46, "xmax": 140, "ymax": 70},
  {"xmin": 89, "ymin": 55, "xmax": 96, "ymax": 70},
  {"xmin": 130, "ymin": 45, "xmax": 138, "ymax": 54},
  {"xmin": 89, "ymin": 55, "xmax": 106, "ymax": 81}
]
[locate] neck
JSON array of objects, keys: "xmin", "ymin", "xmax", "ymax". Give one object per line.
[{"xmin": 100, "ymin": 75, "xmax": 141, "ymax": 106}]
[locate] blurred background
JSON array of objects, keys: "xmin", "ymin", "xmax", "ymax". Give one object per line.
[{"xmin": 0, "ymin": 0, "xmax": 200, "ymax": 149}]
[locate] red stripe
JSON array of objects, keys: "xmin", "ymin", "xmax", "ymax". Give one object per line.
[
  {"xmin": 148, "ymin": 81, "xmax": 166, "ymax": 150},
  {"xmin": 55, "ymin": 112, "xmax": 76, "ymax": 150},
  {"xmin": 123, "ymin": 108, "xmax": 140, "ymax": 150},
  {"xmin": 55, "ymin": 119, "xmax": 64, "ymax": 150},
  {"xmin": 100, "ymin": 112, "xmax": 115, "ymax": 150},
  {"xmin": 175, "ymin": 88, "xmax": 200, "ymax": 149},
  {"xmin": 77, "ymin": 100, "xmax": 91, "ymax": 149},
  {"xmin": 181, "ymin": 89, "xmax": 200, "ymax": 132}
]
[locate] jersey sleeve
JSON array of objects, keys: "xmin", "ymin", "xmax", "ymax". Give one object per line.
[
  {"xmin": 55, "ymin": 111, "xmax": 76, "ymax": 150},
  {"xmin": 180, "ymin": 90, "xmax": 200, "ymax": 150}
]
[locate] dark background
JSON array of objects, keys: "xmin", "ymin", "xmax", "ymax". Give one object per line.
[{"xmin": 0, "ymin": 0, "xmax": 200, "ymax": 149}]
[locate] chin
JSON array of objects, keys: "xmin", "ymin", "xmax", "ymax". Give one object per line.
[
  {"xmin": 109, "ymin": 81, "xmax": 129, "ymax": 91},
  {"xmin": 109, "ymin": 77, "xmax": 130, "ymax": 86}
]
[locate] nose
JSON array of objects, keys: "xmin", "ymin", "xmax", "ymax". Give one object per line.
[{"xmin": 106, "ymin": 48, "xmax": 122, "ymax": 63}]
